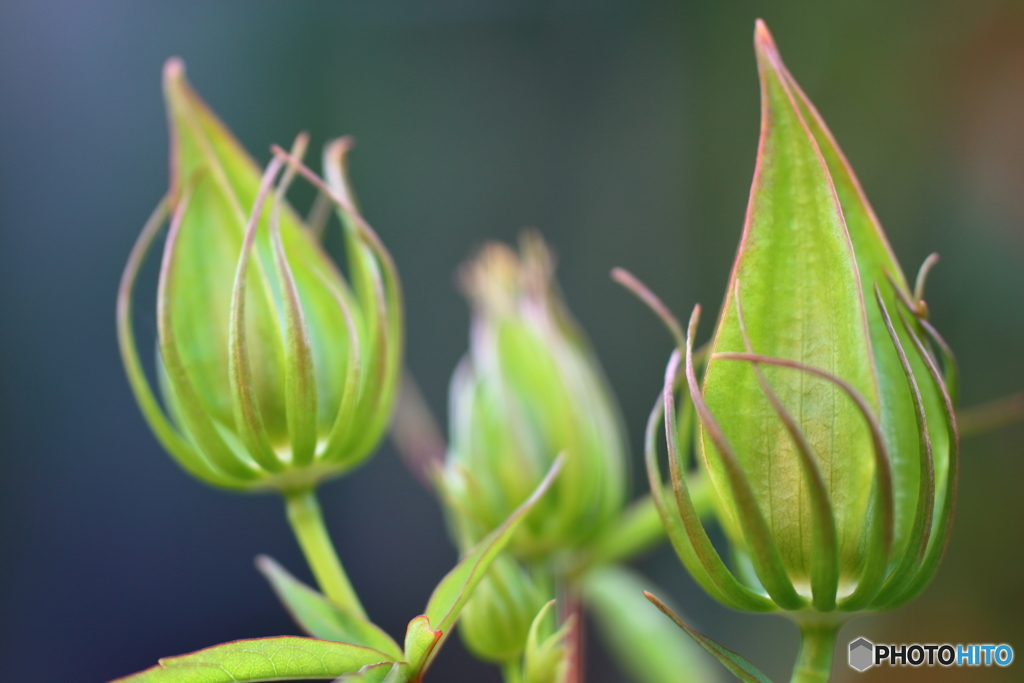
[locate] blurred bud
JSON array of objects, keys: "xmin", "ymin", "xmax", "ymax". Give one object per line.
[
  {"xmin": 649, "ymin": 22, "xmax": 958, "ymax": 617},
  {"xmin": 459, "ymin": 555, "xmax": 549, "ymax": 663},
  {"xmin": 523, "ymin": 600, "xmax": 572, "ymax": 683},
  {"xmin": 118, "ymin": 59, "xmax": 402, "ymax": 492},
  {"xmin": 439, "ymin": 233, "xmax": 628, "ymax": 557}
]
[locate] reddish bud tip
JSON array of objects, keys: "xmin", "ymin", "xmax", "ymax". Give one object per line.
[
  {"xmin": 163, "ymin": 56, "xmax": 185, "ymax": 87},
  {"xmin": 754, "ymin": 19, "xmax": 775, "ymax": 51}
]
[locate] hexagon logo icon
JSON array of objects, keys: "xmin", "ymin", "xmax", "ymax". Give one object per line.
[{"xmin": 849, "ymin": 637, "xmax": 874, "ymax": 672}]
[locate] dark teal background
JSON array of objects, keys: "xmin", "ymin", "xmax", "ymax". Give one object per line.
[{"xmin": 1, "ymin": 2, "xmax": 1022, "ymax": 681}]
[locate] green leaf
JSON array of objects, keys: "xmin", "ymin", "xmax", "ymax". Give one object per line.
[
  {"xmin": 700, "ymin": 20, "xmax": 881, "ymax": 596},
  {"xmin": 644, "ymin": 593, "xmax": 774, "ymax": 683},
  {"xmin": 582, "ymin": 565, "xmax": 721, "ymax": 683},
  {"xmin": 110, "ymin": 636, "xmax": 394, "ymax": 683},
  {"xmin": 255, "ymin": 555, "xmax": 403, "ymax": 660},
  {"xmin": 404, "ymin": 455, "xmax": 564, "ymax": 676}
]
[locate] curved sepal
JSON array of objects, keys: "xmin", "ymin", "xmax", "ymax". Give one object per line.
[
  {"xmin": 270, "ymin": 142, "xmax": 403, "ymax": 473},
  {"xmin": 644, "ymin": 593, "xmax": 774, "ymax": 683},
  {"xmin": 685, "ymin": 309, "xmax": 805, "ymax": 610},
  {"xmin": 523, "ymin": 601, "xmax": 572, "ymax": 683},
  {"xmin": 643, "ymin": 348, "xmax": 775, "ymax": 613},
  {"xmin": 117, "ymin": 197, "xmax": 240, "ymax": 488}
]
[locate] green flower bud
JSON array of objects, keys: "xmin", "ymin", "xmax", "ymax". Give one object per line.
[
  {"xmin": 647, "ymin": 21, "xmax": 958, "ymax": 619},
  {"xmin": 118, "ymin": 59, "xmax": 402, "ymax": 493},
  {"xmin": 459, "ymin": 555, "xmax": 549, "ymax": 663},
  {"xmin": 440, "ymin": 233, "xmax": 628, "ymax": 558}
]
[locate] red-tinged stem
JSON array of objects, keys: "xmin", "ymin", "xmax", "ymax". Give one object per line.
[{"xmin": 561, "ymin": 588, "xmax": 585, "ymax": 683}]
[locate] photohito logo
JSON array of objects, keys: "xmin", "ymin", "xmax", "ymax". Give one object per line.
[
  {"xmin": 848, "ymin": 637, "xmax": 1014, "ymax": 671},
  {"xmin": 848, "ymin": 638, "xmax": 874, "ymax": 672}
]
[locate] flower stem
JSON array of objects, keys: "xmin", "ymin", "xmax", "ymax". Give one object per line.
[
  {"xmin": 285, "ymin": 488, "xmax": 366, "ymax": 618},
  {"xmin": 560, "ymin": 587, "xmax": 585, "ymax": 683},
  {"xmin": 790, "ymin": 619, "xmax": 840, "ymax": 683},
  {"xmin": 566, "ymin": 476, "xmax": 716, "ymax": 579},
  {"xmin": 501, "ymin": 660, "xmax": 523, "ymax": 683}
]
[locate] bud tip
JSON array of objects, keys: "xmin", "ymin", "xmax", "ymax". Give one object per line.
[
  {"xmin": 163, "ymin": 56, "xmax": 186, "ymax": 87},
  {"xmin": 753, "ymin": 19, "xmax": 781, "ymax": 64},
  {"xmin": 326, "ymin": 135, "xmax": 355, "ymax": 157}
]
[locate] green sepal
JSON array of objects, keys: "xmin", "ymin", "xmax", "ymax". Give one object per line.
[
  {"xmin": 109, "ymin": 636, "xmax": 394, "ymax": 683},
  {"xmin": 582, "ymin": 565, "xmax": 720, "ymax": 683},
  {"xmin": 158, "ymin": 183, "xmax": 266, "ymax": 483},
  {"xmin": 644, "ymin": 593, "xmax": 774, "ymax": 683},
  {"xmin": 163, "ymin": 59, "xmax": 288, "ymax": 455},
  {"xmin": 643, "ymin": 349, "xmax": 775, "ymax": 613},
  {"xmin": 770, "ymin": 26, "xmax": 951, "ymax": 566},
  {"xmin": 683, "ymin": 315, "xmax": 800, "ymax": 608},
  {"xmin": 117, "ymin": 197, "xmax": 241, "ymax": 488},
  {"xmin": 523, "ymin": 601, "xmax": 571, "ymax": 683},
  {"xmin": 440, "ymin": 234, "xmax": 628, "ymax": 558},
  {"xmin": 227, "ymin": 156, "xmax": 289, "ymax": 474},
  {"xmin": 322, "ymin": 140, "xmax": 403, "ymax": 466},
  {"xmin": 868, "ymin": 288, "xmax": 936, "ymax": 606},
  {"xmin": 255, "ymin": 554, "xmax": 403, "ymax": 660},
  {"xmin": 701, "ymin": 18, "xmax": 880, "ymax": 597},
  {"xmin": 268, "ymin": 135, "xmax": 319, "ymax": 468},
  {"xmin": 874, "ymin": 304, "xmax": 960, "ymax": 609},
  {"xmin": 729, "ymin": 285, "xmax": 839, "ymax": 612},
  {"xmin": 140, "ymin": 60, "xmax": 372, "ymax": 491},
  {"xmin": 270, "ymin": 141, "xmax": 403, "ymax": 473}
]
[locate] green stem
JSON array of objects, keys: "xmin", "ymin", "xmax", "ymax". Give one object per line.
[
  {"xmin": 790, "ymin": 619, "xmax": 840, "ymax": 683},
  {"xmin": 567, "ymin": 476, "xmax": 716, "ymax": 579},
  {"xmin": 284, "ymin": 488, "xmax": 366, "ymax": 618},
  {"xmin": 501, "ymin": 660, "xmax": 523, "ymax": 683}
]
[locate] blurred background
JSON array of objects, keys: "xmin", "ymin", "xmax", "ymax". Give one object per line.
[{"xmin": 1, "ymin": 1, "xmax": 1022, "ymax": 681}]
